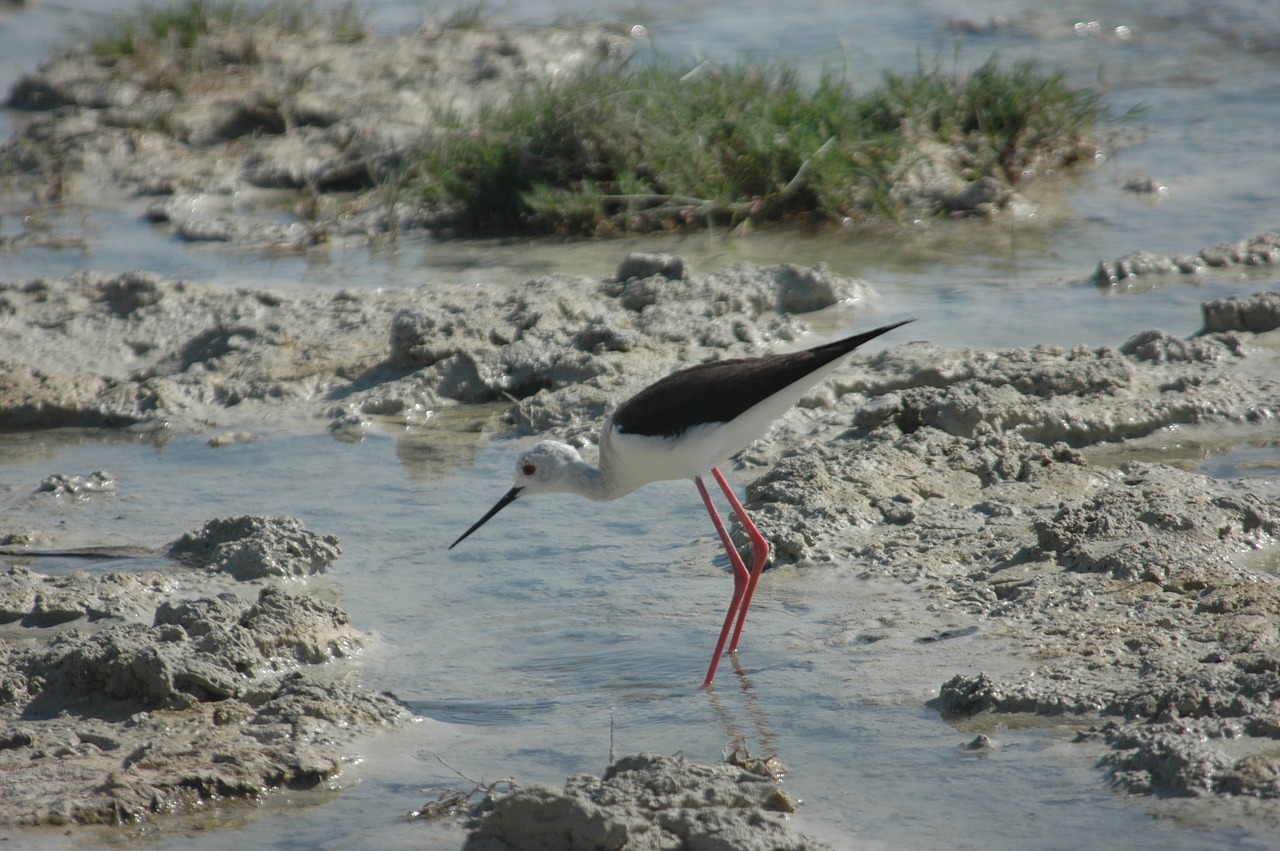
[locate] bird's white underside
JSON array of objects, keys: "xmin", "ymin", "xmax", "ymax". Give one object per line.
[{"xmin": 594, "ymin": 353, "xmax": 851, "ymax": 498}]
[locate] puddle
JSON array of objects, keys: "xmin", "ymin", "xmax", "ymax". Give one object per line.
[{"xmin": 1201, "ymin": 442, "xmax": 1280, "ymax": 482}]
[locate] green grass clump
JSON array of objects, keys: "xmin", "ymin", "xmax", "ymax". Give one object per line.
[
  {"xmin": 859, "ymin": 58, "xmax": 1104, "ymax": 176},
  {"xmin": 416, "ymin": 56, "xmax": 1103, "ymax": 236},
  {"xmin": 88, "ymin": 0, "xmax": 364, "ymax": 60},
  {"xmin": 89, "ymin": 0, "xmax": 238, "ymax": 56}
]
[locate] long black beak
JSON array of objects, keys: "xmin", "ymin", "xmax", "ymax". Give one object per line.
[{"xmin": 449, "ymin": 486, "xmax": 523, "ymax": 550}]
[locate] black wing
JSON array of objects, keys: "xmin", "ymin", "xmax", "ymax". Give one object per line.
[{"xmin": 611, "ymin": 320, "xmax": 912, "ymax": 438}]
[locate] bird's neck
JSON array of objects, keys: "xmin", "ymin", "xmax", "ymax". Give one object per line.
[
  {"xmin": 590, "ymin": 434, "xmax": 647, "ymax": 502},
  {"xmin": 572, "ymin": 458, "xmax": 615, "ymax": 501}
]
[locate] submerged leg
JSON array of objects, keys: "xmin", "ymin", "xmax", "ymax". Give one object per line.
[
  {"xmin": 711, "ymin": 467, "xmax": 770, "ymax": 653},
  {"xmin": 695, "ymin": 474, "xmax": 750, "ymax": 687}
]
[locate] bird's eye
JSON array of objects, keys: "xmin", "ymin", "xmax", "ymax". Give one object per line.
[{"xmin": 521, "ymin": 463, "xmax": 536, "ymax": 476}]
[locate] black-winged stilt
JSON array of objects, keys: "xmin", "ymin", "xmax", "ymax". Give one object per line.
[{"xmin": 449, "ymin": 319, "xmax": 913, "ymax": 686}]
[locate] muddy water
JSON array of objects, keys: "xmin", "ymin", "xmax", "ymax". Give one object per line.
[
  {"xmin": 4, "ymin": 428, "xmax": 1268, "ymax": 851},
  {"xmin": 3, "ymin": 0, "xmax": 1280, "ymax": 849}
]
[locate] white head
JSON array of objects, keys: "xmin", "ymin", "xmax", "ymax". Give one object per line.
[
  {"xmin": 510, "ymin": 440, "xmax": 591, "ymax": 495},
  {"xmin": 448, "ymin": 440, "xmax": 596, "ymax": 549}
]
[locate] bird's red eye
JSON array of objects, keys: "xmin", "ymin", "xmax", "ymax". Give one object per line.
[{"xmin": 521, "ymin": 464, "xmax": 536, "ymax": 476}]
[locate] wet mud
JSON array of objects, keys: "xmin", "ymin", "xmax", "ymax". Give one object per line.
[
  {"xmin": 0, "ymin": 516, "xmax": 407, "ymax": 825},
  {"xmin": 1, "ymin": 257, "xmax": 1277, "ymax": 843}
]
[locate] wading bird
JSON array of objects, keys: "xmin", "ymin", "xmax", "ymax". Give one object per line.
[{"xmin": 450, "ymin": 319, "xmax": 912, "ymax": 686}]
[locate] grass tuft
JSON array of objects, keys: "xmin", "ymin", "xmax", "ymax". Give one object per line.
[
  {"xmin": 860, "ymin": 57, "xmax": 1103, "ymax": 175},
  {"xmin": 87, "ymin": 0, "xmax": 366, "ymax": 60},
  {"xmin": 414, "ymin": 56, "xmax": 1104, "ymax": 236},
  {"xmin": 89, "ymin": 0, "xmax": 238, "ymax": 56}
]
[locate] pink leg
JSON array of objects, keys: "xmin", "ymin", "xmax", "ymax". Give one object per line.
[
  {"xmin": 711, "ymin": 467, "xmax": 770, "ymax": 653},
  {"xmin": 695, "ymin": 474, "xmax": 750, "ymax": 687}
]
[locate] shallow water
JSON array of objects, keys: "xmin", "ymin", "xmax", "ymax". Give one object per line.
[
  {"xmin": 3, "ymin": 0, "xmax": 1280, "ymax": 849},
  {"xmin": 4, "ymin": 429, "xmax": 1275, "ymax": 851}
]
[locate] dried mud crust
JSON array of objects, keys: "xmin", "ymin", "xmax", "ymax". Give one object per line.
[
  {"xmin": 1094, "ymin": 232, "xmax": 1280, "ymax": 287},
  {"xmin": 0, "ymin": 516, "xmax": 407, "ymax": 826},
  {"xmin": 0, "ymin": 261, "xmax": 864, "ymax": 432},
  {"xmin": 462, "ymin": 753, "xmax": 825, "ymax": 851}
]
